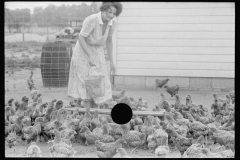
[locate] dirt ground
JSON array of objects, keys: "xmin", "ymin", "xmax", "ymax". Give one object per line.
[{"xmin": 4, "ymin": 68, "xmax": 229, "ymax": 158}]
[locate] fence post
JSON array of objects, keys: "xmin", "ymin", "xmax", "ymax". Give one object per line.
[{"xmin": 22, "ymin": 33, "xmax": 24, "ymax": 42}]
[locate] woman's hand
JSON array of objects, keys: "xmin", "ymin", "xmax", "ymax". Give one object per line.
[{"xmin": 110, "ymin": 61, "xmax": 115, "ymax": 75}]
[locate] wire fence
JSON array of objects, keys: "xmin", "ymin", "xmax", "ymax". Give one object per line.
[{"xmin": 5, "ymin": 2, "xmax": 109, "ymax": 88}]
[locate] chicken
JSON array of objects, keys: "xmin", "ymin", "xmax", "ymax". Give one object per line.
[
  {"xmin": 201, "ymin": 148, "xmax": 234, "ymax": 158},
  {"xmin": 69, "ymin": 98, "xmax": 82, "ymax": 108},
  {"xmin": 183, "ymin": 95, "xmax": 195, "ymax": 111},
  {"xmin": 213, "ymin": 93, "xmax": 229, "ymax": 106},
  {"xmin": 89, "ymin": 110, "xmax": 101, "ymax": 131},
  {"xmin": 182, "ymin": 135, "xmax": 207, "ymax": 158},
  {"xmin": 43, "ymin": 109, "xmax": 65, "ymax": 137},
  {"xmin": 155, "ymin": 145, "xmax": 170, "ymax": 158},
  {"xmin": 155, "ymin": 78, "xmax": 169, "ymax": 88},
  {"xmin": 61, "ymin": 129, "xmax": 77, "ymax": 145},
  {"xmin": 138, "ymin": 116, "xmax": 155, "ymax": 136},
  {"xmin": 120, "ymin": 124, "xmax": 147, "ymax": 152},
  {"xmin": 42, "ymin": 99, "xmax": 57, "ymax": 123},
  {"xmin": 164, "ymin": 84, "xmax": 179, "ymax": 97},
  {"xmin": 165, "ymin": 114, "xmax": 189, "ymax": 137},
  {"xmin": 99, "ymin": 123, "xmax": 115, "ymax": 143},
  {"xmin": 95, "ymin": 138, "xmax": 127, "ymax": 158},
  {"xmin": 22, "ymin": 117, "xmax": 44, "ymax": 144},
  {"xmin": 37, "ymin": 102, "xmax": 48, "ymax": 114},
  {"xmin": 173, "ymin": 94, "xmax": 184, "ymax": 111},
  {"xmin": 219, "ymin": 112, "xmax": 234, "ymax": 131},
  {"xmin": 48, "ymin": 140, "xmax": 76, "ymax": 157},
  {"xmin": 14, "ymin": 101, "xmax": 21, "ymax": 111},
  {"xmin": 5, "ymin": 106, "xmax": 12, "ymax": 122},
  {"xmin": 78, "ymin": 107, "xmax": 92, "ymax": 129},
  {"xmin": 16, "ymin": 96, "xmax": 29, "ymax": 116},
  {"xmin": 186, "ymin": 112, "xmax": 209, "ymax": 140},
  {"xmin": 165, "ymin": 126, "xmax": 193, "ymax": 158},
  {"xmin": 100, "ymin": 99, "xmax": 118, "ymax": 109},
  {"xmin": 112, "ymin": 90, "xmax": 125, "ymax": 101},
  {"xmin": 5, "ymin": 131, "xmax": 21, "ymax": 153},
  {"xmin": 25, "ymin": 142, "xmax": 42, "ymax": 157},
  {"xmin": 31, "ymin": 108, "xmax": 42, "ymax": 123},
  {"xmin": 8, "ymin": 98, "xmax": 15, "ymax": 107},
  {"xmin": 5, "ymin": 120, "xmax": 12, "ymax": 137},
  {"xmin": 27, "ymin": 70, "xmax": 34, "ymax": 91},
  {"xmin": 161, "ymin": 101, "xmax": 174, "ymax": 113},
  {"xmin": 147, "ymin": 129, "xmax": 158, "ymax": 153},
  {"xmin": 32, "ymin": 93, "xmax": 42, "ymax": 103},
  {"xmin": 11, "ymin": 115, "xmax": 25, "ymax": 135},
  {"xmin": 53, "ymin": 100, "xmax": 64, "ymax": 111},
  {"xmin": 194, "ymin": 109, "xmax": 214, "ymax": 125},
  {"xmin": 71, "ymin": 108, "xmax": 80, "ymax": 119},
  {"xmin": 207, "ymin": 115, "xmax": 223, "ymax": 129},
  {"xmin": 208, "ymin": 127, "xmax": 235, "ymax": 151},
  {"xmin": 156, "ymin": 93, "xmax": 166, "ymax": 109},
  {"xmin": 116, "ymin": 148, "xmax": 132, "ymax": 158},
  {"xmin": 92, "ymin": 123, "xmax": 103, "ymax": 135},
  {"xmin": 79, "ymin": 126, "xmax": 101, "ymax": 145},
  {"xmin": 215, "ymin": 149, "xmax": 234, "ymax": 158}
]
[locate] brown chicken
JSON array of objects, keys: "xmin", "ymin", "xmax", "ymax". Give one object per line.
[
  {"xmin": 79, "ymin": 126, "xmax": 101, "ymax": 145},
  {"xmin": 117, "ymin": 148, "xmax": 133, "ymax": 158},
  {"xmin": 155, "ymin": 78, "xmax": 169, "ymax": 88},
  {"xmin": 53, "ymin": 100, "xmax": 64, "ymax": 111},
  {"xmin": 90, "ymin": 110, "xmax": 101, "ymax": 131},
  {"xmin": 6, "ymin": 131, "xmax": 21, "ymax": 153},
  {"xmin": 165, "ymin": 126, "xmax": 193, "ymax": 157},
  {"xmin": 164, "ymin": 84, "xmax": 179, "ymax": 97},
  {"xmin": 120, "ymin": 124, "xmax": 147, "ymax": 152},
  {"xmin": 208, "ymin": 127, "xmax": 235, "ymax": 152},
  {"xmin": 43, "ymin": 99, "xmax": 57, "ymax": 122},
  {"xmin": 173, "ymin": 94, "xmax": 184, "ymax": 111},
  {"xmin": 25, "ymin": 142, "xmax": 42, "ymax": 157},
  {"xmin": 95, "ymin": 138, "xmax": 127, "ymax": 158},
  {"xmin": 23, "ymin": 117, "xmax": 44, "ymax": 144},
  {"xmin": 98, "ymin": 124, "xmax": 115, "ymax": 143}
]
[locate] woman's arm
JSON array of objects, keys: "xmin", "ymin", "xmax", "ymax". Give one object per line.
[
  {"xmin": 106, "ymin": 35, "xmax": 115, "ymax": 74},
  {"xmin": 78, "ymin": 35, "xmax": 92, "ymax": 58},
  {"xmin": 106, "ymin": 35, "xmax": 113, "ymax": 64}
]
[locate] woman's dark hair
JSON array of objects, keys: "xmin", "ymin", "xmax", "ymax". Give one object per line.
[{"xmin": 100, "ymin": 2, "xmax": 123, "ymax": 17}]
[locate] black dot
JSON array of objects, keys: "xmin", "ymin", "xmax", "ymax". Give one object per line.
[{"xmin": 111, "ymin": 103, "xmax": 133, "ymax": 124}]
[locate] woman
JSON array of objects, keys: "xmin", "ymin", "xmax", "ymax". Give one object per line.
[{"xmin": 67, "ymin": 2, "xmax": 123, "ymax": 105}]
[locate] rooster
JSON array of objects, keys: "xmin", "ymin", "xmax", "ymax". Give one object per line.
[
  {"xmin": 155, "ymin": 78, "xmax": 169, "ymax": 89},
  {"xmin": 164, "ymin": 85, "xmax": 179, "ymax": 97}
]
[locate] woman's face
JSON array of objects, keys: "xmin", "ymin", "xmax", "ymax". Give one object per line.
[{"xmin": 102, "ymin": 6, "xmax": 117, "ymax": 22}]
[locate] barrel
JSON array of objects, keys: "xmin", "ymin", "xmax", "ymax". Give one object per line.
[{"xmin": 41, "ymin": 42, "xmax": 73, "ymax": 87}]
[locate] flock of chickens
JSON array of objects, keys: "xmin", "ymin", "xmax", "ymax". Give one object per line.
[{"xmin": 5, "ymin": 72, "xmax": 235, "ymax": 158}]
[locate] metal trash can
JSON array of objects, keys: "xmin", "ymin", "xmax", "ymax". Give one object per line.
[{"xmin": 41, "ymin": 42, "xmax": 73, "ymax": 87}]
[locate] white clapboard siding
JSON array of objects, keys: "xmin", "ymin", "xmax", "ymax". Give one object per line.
[
  {"xmin": 117, "ymin": 54, "xmax": 234, "ymax": 63},
  {"xmin": 121, "ymin": 8, "xmax": 235, "ymax": 17},
  {"xmin": 117, "ymin": 46, "xmax": 234, "ymax": 55},
  {"xmin": 118, "ymin": 24, "xmax": 234, "ymax": 32},
  {"xmin": 118, "ymin": 16, "xmax": 235, "ymax": 24},
  {"xmin": 118, "ymin": 39, "xmax": 234, "ymax": 47},
  {"xmin": 122, "ymin": 2, "xmax": 235, "ymax": 9},
  {"xmin": 117, "ymin": 61, "xmax": 234, "ymax": 71},
  {"xmin": 116, "ymin": 69, "xmax": 234, "ymax": 78},
  {"xmin": 115, "ymin": 2, "xmax": 235, "ymax": 78},
  {"xmin": 117, "ymin": 32, "xmax": 234, "ymax": 39}
]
